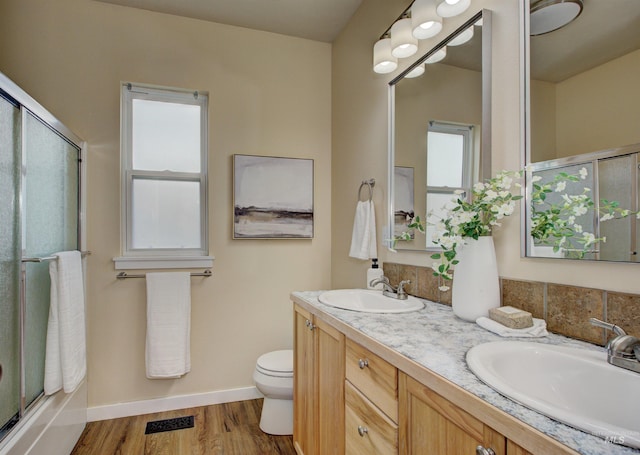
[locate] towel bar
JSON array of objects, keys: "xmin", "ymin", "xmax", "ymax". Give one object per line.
[
  {"xmin": 22, "ymin": 251, "xmax": 92, "ymax": 263},
  {"xmin": 116, "ymin": 270, "xmax": 212, "ymax": 279}
]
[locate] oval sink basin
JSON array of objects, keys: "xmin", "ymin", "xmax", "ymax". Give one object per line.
[
  {"xmin": 467, "ymin": 341, "xmax": 640, "ymax": 449},
  {"xmin": 318, "ymin": 289, "xmax": 424, "ymax": 313}
]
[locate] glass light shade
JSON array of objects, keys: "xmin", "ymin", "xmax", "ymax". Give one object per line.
[
  {"xmin": 391, "ymin": 18, "xmax": 418, "ymax": 58},
  {"xmin": 425, "ymin": 47, "xmax": 446, "ymax": 64},
  {"xmin": 448, "ymin": 26, "xmax": 474, "ymax": 46},
  {"xmin": 530, "ymin": 0, "xmax": 583, "ymax": 36},
  {"xmin": 373, "ymin": 38, "xmax": 398, "ymax": 74},
  {"xmin": 436, "ymin": 0, "xmax": 471, "ymax": 18},
  {"xmin": 405, "ymin": 64, "xmax": 425, "ymax": 78},
  {"xmin": 411, "ymin": 0, "xmax": 443, "ymax": 40}
]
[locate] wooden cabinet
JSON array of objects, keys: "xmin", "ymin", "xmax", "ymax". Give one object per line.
[
  {"xmin": 399, "ymin": 372, "xmax": 533, "ymax": 455},
  {"xmin": 345, "ymin": 340, "xmax": 398, "ymax": 455},
  {"xmin": 293, "ymin": 304, "xmax": 345, "ymax": 455}
]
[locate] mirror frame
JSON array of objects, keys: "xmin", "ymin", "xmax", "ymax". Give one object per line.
[{"xmin": 387, "ymin": 10, "xmax": 492, "ymax": 252}]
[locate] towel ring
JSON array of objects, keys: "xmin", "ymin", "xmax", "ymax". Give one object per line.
[{"xmin": 358, "ymin": 179, "xmax": 375, "ymax": 202}]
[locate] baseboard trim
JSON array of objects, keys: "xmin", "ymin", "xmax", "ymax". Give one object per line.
[{"xmin": 87, "ymin": 386, "xmax": 262, "ymax": 422}]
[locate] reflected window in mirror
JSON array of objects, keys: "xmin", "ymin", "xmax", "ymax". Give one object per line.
[
  {"xmin": 425, "ymin": 121, "xmax": 475, "ymax": 248},
  {"xmin": 388, "ymin": 10, "xmax": 492, "ymax": 252}
]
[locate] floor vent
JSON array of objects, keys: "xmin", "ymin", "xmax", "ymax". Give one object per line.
[{"xmin": 145, "ymin": 416, "xmax": 194, "ymax": 435}]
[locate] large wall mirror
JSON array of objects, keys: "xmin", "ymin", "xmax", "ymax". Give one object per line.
[
  {"xmin": 388, "ymin": 10, "xmax": 492, "ymax": 252},
  {"xmin": 523, "ymin": 0, "xmax": 640, "ymax": 261}
]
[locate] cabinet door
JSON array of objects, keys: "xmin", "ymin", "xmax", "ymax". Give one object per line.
[
  {"xmin": 294, "ymin": 305, "xmax": 315, "ymax": 455},
  {"xmin": 316, "ymin": 318, "xmax": 345, "ymax": 455},
  {"xmin": 399, "ymin": 373, "xmax": 505, "ymax": 455}
]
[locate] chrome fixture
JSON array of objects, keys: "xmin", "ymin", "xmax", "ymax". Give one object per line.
[
  {"xmin": 530, "ymin": 0, "xmax": 583, "ymax": 36},
  {"xmin": 369, "ymin": 276, "xmax": 412, "ymax": 300},
  {"xmin": 590, "ymin": 318, "xmax": 640, "ymax": 374}
]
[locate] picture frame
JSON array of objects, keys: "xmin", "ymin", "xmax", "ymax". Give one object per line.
[
  {"xmin": 233, "ymin": 154, "xmax": 314, "ymax": 239},
  {"xmin": 394, "ymin": 166, "xmax": 415, "ymax": 239}
]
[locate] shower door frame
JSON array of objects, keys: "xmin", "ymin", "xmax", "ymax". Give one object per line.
[{"xmin": 0, "ymin": 71, "xmax": 88, "ymax": 452}]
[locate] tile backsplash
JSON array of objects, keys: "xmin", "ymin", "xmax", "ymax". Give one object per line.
[{"xmin": 383, "ymin": 261, "xmax": 640, "ymax": 345}]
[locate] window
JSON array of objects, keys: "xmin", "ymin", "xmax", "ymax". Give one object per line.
[
  {"xmin": 425, "ymin": 121, "xmax": 475, "ymax": 248},
  {"xmin": 115, "ymin": 83, "xmax": 212, "ymax": 269}
]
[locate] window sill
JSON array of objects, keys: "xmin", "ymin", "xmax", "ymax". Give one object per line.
[{"xmin": 113, "ymin": 256, "xmax": 215, "ymax": 270}]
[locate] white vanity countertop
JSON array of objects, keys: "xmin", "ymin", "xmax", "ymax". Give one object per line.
[{"xmin": 292, "ymin": 290, "xmax": 640, "ymax": 455}]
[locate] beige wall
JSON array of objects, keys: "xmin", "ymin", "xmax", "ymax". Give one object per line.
[
  {"xmin": 332, "ymin": 0, "xmax": 640, "ymax": 294},
  {"xmin": 0, "ymin": 0, "xmax": 332, "ymax": 407}
]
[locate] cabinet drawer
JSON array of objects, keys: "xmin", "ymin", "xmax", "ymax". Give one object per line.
[
  {"xmin": 346, "ymin": 339, "xmax": 398, "ymax": 422},
  {"xmin": 346, "ymin": 380, "xmax": 398, "ymax": 455}
]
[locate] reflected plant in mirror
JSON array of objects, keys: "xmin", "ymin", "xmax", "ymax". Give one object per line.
[{"xmin": 530, "ymin": 167, "xmax": 640, "ymax": 258}]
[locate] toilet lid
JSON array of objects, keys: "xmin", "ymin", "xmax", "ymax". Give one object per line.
[{"xmin": 256, "ymin": 349, "xmax": 293, "ymax": 376}]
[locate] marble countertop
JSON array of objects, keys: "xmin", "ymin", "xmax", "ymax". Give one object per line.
[{"xmin": 292, "ymin": 290, "xmax": 640, "ymax": 455}]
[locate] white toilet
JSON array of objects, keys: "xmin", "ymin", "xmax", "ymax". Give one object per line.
[{"xmin": 253, "ymin": 349, "xmax": 294, "ymax": 435}]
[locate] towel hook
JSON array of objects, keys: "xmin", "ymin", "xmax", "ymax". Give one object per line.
[{"xmin": 358, "ymin": 178, "xmax": 375, "ymax": 202}]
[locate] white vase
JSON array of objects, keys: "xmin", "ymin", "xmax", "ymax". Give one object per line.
[{"xmin": 451, "ymin": 236, "xmax": 500, "ymax": 322}]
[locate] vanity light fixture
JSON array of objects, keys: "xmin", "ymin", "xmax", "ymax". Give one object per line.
[
  {"xmin": 436, "ymin": 0, "xmax": 471, "ymax": 18},
  {"xmin": 425, "ymin": 46, "xmax": 446, "ymax": 64},
  {"xmin": 411, "ymin": 0, "xmax": 443, "ymax": 40},
  {"xmin": 391, "ymin": 18, "xmax": 419, "ymax": 58},
  {"xmin": 405, "ymin": 63, "xmax": 426, "ymax": 78},
  {"xmin": 373, "ymin": 37, "xmax": 399, "ymax": 74},
  {"xmin": 448, "ymin": 25, "xmax": 473, "ymax": 46},
  {"xmin": 530, "ymin": 0, "xmax": 583, "ymax": 36}
]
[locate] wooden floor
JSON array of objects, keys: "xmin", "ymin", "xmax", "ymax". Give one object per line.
[{"xmin": 71, "ymin": 399, "xmax": 296, "ymax": 455}]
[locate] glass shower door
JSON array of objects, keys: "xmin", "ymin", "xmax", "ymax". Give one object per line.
[
  {"xmin": 0, "ymin": 94, "xmax": 21, "ymax": 437},
  {"xmin": 22, "ymin": 112, "xmax": 80, "ymax": 408}
]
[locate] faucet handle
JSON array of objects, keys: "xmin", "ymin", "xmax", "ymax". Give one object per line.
[{"xmin": 589, "ymin": 318, "xmax": 627, "ymax": 336}]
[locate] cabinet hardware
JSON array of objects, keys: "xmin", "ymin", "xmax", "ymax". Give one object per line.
[
  {"xmin": 305, "ymin": 319, "xmax": 316, "ymax": 330},
  {"xmin": 476, "ymin": 446, "xmax": 496, "ymax": 455},
  {"xmin": 358, "ymin": 358, "xmax": 369, "ymax": 369},
  {"xmin": 357, "ymin": 425, "xmax": 369, "ymax": 437}
]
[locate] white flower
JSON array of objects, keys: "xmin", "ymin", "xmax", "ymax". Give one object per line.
[
  {"xmin": 438, "ymin": 285, "xmax": 450, "ymax": 292},
  {"xmin": 474, "ymin": 182, "xmax": 486, "ymax": 192},
  {"xmin": 573, "ymin": 205, "xmax": 588, "ymax": 216},
  {"xmin": 579, "ymin": 167, "xmax": 588, "ymax": 180},
  {"xmin": 621, "ymin": 210, "xmax": 630, "ymax": 217},
  {"xmin": 498, "ymin": 191, "xmax": 510, "ymax": 198},
  {"xmin": 555, "ymin": 181, "xmax": 566, "ymax": 192},
  {"xmin": 454, "ymin": 189, "xmax": 465, "ymax": 195},
  {"xmin": 600, "ymin": 213, "xmax": 614, "ymax": 222},
  {"xmin": 573, "ymin": 224, "xmax": 583, "ymax": 233},
  {"xmin": 531, "ymin": 175, "xmax": 542, "ymax": 183},
  {"xmin": 483, "ymin": 190, "xmax": 498, "ymax": 202},
  {"xmin": 582, "ymin": 232, "xmax": 596, "ymax": 246}
]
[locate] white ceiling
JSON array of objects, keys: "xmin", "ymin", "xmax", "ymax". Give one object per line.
[{"xmin": 94, "ymin": 0, "xmax": 363, "ymax": 43}]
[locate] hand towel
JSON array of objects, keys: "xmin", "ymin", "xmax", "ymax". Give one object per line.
[
  {"xmin": 476, "ymin": 316, "xmax": 549, "ymax": 338},
  {"xmin": 146, "ymin": 272, "xmax": 191, "ymax": 379},
  {"xmin": 349, "ymin": 200, "xmax": 378, "ymax": 260},
  {"xmin": 44, "ymin": 250, "xmax": 86, "ymax": 395}
]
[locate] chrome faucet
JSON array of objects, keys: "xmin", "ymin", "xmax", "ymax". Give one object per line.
[
  {"xmin": 369, "ymin": 276, "xmax": 411, "ymax": 300},
  {"xmin": 590, "ymin": 318, "xmax": 640, "ymax": 374}
]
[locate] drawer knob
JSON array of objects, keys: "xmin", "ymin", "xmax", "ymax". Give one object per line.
[
  {"xmin": 476, "ymin": 446, "xmax": 496, "ymax": 455},
  {"xmin": 305, "ymin": 319, "xmax": 315, "ymax": 330},
  {"xmin": 358, "ymin": 358, "xmax": 369, "ymax": 369},
  {"xmin": 357, "ymin": 425, "xmax": 368, "ymax": 437}
]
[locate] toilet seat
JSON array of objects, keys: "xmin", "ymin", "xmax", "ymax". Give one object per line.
[{"xmin": 256, "ymin": 349, "xmax": 293, "ymax": 378}]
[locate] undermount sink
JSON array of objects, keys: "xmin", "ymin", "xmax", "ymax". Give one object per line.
[
  {"xmin": 466, "ymin": 341, "xmax": 640, "ymax": 449},
  {"xmin": 318, "ymin": 289, "xmax": 424, "ymax": 313}
]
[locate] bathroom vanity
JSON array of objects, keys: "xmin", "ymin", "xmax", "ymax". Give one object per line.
[{"xmin": 291, "ymin": 291, "xmax": 639, "ymax": 455}]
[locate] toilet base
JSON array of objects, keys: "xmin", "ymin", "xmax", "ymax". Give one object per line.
[{"xmin": 259, "ymin": 397, "xmax": 293, "ymax": 435}]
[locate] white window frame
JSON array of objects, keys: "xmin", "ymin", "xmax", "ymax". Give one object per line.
[
  {"xmin": 425, "ymin": 121, "xmax": 475, "ymax": 249},
  {"xmin": 114, "ymin": 82, "xmax": 213, "ymax": 270}
]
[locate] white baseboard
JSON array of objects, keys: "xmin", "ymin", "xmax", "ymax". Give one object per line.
[{"xmin": 86, "ymin": 386, "xmax": 262, "ymax": 422}]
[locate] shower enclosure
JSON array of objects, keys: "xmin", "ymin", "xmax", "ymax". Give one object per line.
[{"xmin": 0, "ymin": 73, "xmax": 87, "ymax": 453}]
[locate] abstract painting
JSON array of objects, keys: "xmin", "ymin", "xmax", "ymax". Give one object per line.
[{"xmin": 233, "ymin": 154, "xmax": 314, "ymax": 239}]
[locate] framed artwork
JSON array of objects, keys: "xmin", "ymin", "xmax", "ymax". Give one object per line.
[
  {"xmin": 394, "ymin": 166, "xmax": 415, "ymax": 238},
  {"xmin": 233, "ymin": 154, "xmax": 314, "ymax": 239}
]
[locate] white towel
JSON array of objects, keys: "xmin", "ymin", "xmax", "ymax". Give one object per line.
[
  {"xmin": 349, "ymin": 200, "xmax": 378, "ymax": 260},
  {"xmin": 44, "ymin": 251, "xmax": 86, "ymax": 395},
  {"xmin": 146, "ymin": 272, "xmax": 191, "ymax": 379},
  {"xmin": 476, "ymin": 316, "xmax": 549, "ymax": 338}
]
